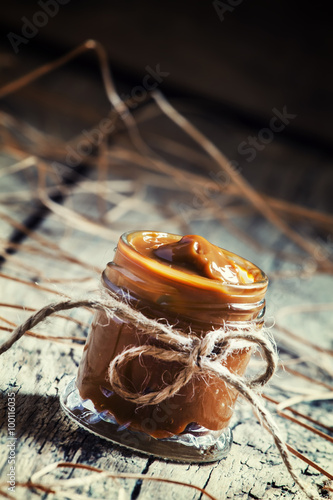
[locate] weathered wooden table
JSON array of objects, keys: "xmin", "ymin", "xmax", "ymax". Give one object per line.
[{"xmin": 0, "ymin": 44, "xmax": 332, "ymax": 500}]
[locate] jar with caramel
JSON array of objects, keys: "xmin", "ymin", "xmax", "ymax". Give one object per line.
[{"xmin": 61, "ymin": 231, "xmax": 268, "ymax": 462}]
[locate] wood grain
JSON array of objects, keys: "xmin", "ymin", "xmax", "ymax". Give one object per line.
[{"xmin": 0, "ymin": 45, "xmax": 332, "ymax": 499}]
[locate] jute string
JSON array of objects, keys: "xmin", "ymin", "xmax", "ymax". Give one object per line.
[{"xmin": 0, "ymin": 292, "xmax": 318, "ymax": 500}]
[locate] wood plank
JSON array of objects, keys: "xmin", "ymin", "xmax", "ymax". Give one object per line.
[{"xmin": 1, "ymin": 172, "xmax": 332, "ymax": 499}]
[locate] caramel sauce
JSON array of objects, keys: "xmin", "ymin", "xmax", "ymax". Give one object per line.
[{"xmin": 135, "ymin": 233, "xmax": 254, "ymax": 284}]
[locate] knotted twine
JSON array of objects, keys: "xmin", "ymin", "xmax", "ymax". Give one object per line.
[{"xmin": 0, "ymin": 292, "xmax": 318, "ymax": 500}]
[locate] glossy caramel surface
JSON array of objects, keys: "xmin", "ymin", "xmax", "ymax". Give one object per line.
[{"xmin": 136, "ymin": 233, "xmax": 253, "ymax": 283}]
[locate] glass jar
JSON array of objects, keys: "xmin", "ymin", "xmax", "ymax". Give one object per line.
[{"xmin": 61, "ymin": 231, "xmax": 268, "ymax": 462}]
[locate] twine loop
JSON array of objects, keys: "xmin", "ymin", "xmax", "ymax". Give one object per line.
[{"xmin": 107, "ymin": 319, "xmax": 277, "ymax": 406}]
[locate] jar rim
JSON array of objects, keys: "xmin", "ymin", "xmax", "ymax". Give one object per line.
[{"xmin": 119, "ymin": 230, "xmax": 269, "ymax": 293}]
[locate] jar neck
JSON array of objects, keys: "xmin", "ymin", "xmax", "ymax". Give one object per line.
[
  {"xmin": 103, "ymin": 235, "xmax": 268, "ymax": 331},
  {"xmin": 103, "ymin": 271, "xmax": 266, "ymax": 333}
]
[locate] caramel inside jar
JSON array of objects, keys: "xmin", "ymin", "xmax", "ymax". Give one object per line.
[{"xmin": 76, "ymin": 231, "xmax": 268, "ymax": 438}]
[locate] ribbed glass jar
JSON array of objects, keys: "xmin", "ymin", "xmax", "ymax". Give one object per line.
[{"xmin": 62, "ymin": 231, "xmax": 268, "ymax": 462}]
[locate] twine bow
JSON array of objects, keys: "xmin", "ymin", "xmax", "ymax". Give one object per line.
[{"xmin": 108, "ymin": 327, "xmax": 277, "ymax": 406}]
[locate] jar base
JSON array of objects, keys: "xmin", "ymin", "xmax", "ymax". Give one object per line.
[{"xmin": 60, "ymin": 378, "xmax": 233, "ymax": 463}]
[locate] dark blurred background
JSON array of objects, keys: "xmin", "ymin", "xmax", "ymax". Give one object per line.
[
  {"xmin": 0, "ymin": 0, "xmax": 332, "ymax": 213},
  {"xmin": 1, "ymin": 0, "xmax": 333, "ymax": 141}
]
